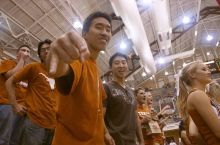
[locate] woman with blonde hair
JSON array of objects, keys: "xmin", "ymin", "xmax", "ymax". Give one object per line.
[{"xmin": 176, "ymin": 61, "xmax": 220, "ymax": 145}]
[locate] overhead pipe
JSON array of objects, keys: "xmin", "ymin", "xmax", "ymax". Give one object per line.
[
  {"xmin": 110, "ymin": 0, "xmax": 156, "ymax": 74},
  {"xmin": 151, "ymin": 0, "xmax": 172, "ymax": 55}
]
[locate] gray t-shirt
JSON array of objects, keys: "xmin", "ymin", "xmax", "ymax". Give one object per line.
[{"xmin": 104, "ymin": 81, "xmax": 137, "ymax": 145}]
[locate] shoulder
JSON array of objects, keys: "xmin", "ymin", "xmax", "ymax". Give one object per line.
[
  {"xmin": 188, "ymin": 90, "xmax": 210, "ymax": 107},
  {"xmin": 188, "ymin": 90, "xmax": 208, "ymax": 100},
  {"xmin": 0, "ymin": 59, "xmax": 16, "ymax": 67},
  {"xmin": 0, "ymin": 59, "xmax": 16, "ymax": 73}
]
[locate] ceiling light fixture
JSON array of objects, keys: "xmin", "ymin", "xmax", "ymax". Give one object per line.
[
  {"xmin": 216, "ymin": 41, "xmax": 219, "ymax": 46},
  {"xmin": 206, "ymin": 52, "xmax": 210, "ymax": 56},
  {"xmin": 182, "ymin": 16, "xmax": 190, "ymax": 24},
  {"xmin": 194, "ymin": 30, "xmax": 197, "ymax": 36},
  {"xmin": 165, "ymin": 71, "xmax": 169, "ymax": 75},
  {"xmin": 73, "ymin": 20, "xmax": 82, "ymax": 29},
  {"xmin": 142, "ymin": 72, "xmax": 147, "ymax": 77},
  {"xmin": 100, "ymin": 51, "xmax": 105, "ymax": 54},
  {"xmin": 158, "ymin": 58, "xmax": 165, "ymax": 64},
  {"xmin": 206, "ymin": 35, "xmax": 213, "ymax": 41},
  {"xmin": 120, "ymin": 41, "xmax": 127, "ymax": 49}
]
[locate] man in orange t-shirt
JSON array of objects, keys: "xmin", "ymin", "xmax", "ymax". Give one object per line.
[
  {"xmin": 46, "ymin": 12, "xmax": 112, "ymax": 145},
  {"xmin": 0, "ymin": 45, "xmax": 30, "ymax": 145},
  {"xmin": 6, "ymin": 39, "xmax": 56, "ymax": 145}
]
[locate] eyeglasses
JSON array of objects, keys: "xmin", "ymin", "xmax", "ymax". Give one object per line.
[{"xmin": 40, "ymin": 47, "xmax": 50, "ymax": 52}]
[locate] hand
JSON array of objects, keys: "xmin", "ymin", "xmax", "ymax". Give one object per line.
[
  {"xmin": 13, "ymin": 104, "xmax": 27, "ymax": 116},
  {"xmin": 104, "ymin": 132, "xmax": 115, "ymax": 145},
  {"xmin": 142, "ymin": 114, "xmax": 152, "ymax": 123},
  {"xmin": 20, "ymin": 51, "xmax": 30, "ymax": 63},
  {"xmin": 46, "ymin": 31, "xmax": 90, "ymax": 77}
]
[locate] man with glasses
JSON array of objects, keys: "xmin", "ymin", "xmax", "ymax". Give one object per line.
[{"xmin": 6, "ymin": 39, "xmax": 57, "ymax": 145}]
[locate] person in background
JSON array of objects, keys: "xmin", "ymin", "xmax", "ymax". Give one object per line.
[
  {"xmin": 145, "ymin": 91, "xmax": 165, "ymax": 145},
  {"xmin": 0, "ymin": 45, "xmax": 30, "ymax": 145},
  {"xmin": 6, "ymin": 39, "xmax": 56, "ymax": 145},
  {"xmin": 176, "ymin": 61, "xmax": 220, "ymax": 145},
  {"xmin": 104, "ymin": 52, "xmax": 144, "ymax": 145},
  {"xmin": 206, "ymin": 81, "xmax": 220, "ymax": 104},
  {"xmin": 45, "ymin": 11, "xmax": 112, "ymax": 145}
]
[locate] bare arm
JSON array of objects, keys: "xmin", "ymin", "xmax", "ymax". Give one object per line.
[
  {"xmin": 136, "ymin": 111, "xmax": 144, "ymax": 145},
  {"xmin": 103, "ymin": 107, "xmax": 115, "ymax": 145},
  {"xmin": 181, "ymin": 131, "xmax": 192, "ymax": 145},
  {"xmin": 188, "ymin": 90, "xmax": 220, "ymax": 138}
]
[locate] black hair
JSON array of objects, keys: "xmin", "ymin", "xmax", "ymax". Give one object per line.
[
  {"xmin": 82, "ymin": 11, "xmax": 112, "ymax": 34},
  {"xmin": 17, "ymin": 45, "xmax": 30, "ymax": 53},
  {"xmin": 109, "ymin": 52, "xmax": 128, "ymax": 67},
  {"xmin": 37, "ymin": 39, "xmax": 52, "ymax": 62}
]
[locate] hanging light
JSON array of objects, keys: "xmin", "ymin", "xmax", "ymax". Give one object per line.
[
  {"xmin": 73, "ymin": 20, "xmax": 82, "ymax": 29},
  {"xmin": 120, "ymin": 41, "xmax": 127, "ymax": 49},
  {"xmin": 182, "ymin": 16, "xmax": 190, "ymax": 24},
  {"xmin": 206, "ymin": 35, "xmax": 213, "ymax": 41}
]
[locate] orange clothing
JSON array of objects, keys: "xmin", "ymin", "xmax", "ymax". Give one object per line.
[
  {"xmin": 13, "ymin": 62, "xmax": 56, "ymax": 129},
  {"xmin": 137, "ymin": 104, "xmax": 163, "ymax": 145},
  {"xmin": 189, "ymin": 110, "xmax": 220, "ymax": 145},
  {"xmin": 0, "ymin": 60, "xmax": 27, "ymax": 104},
  {"xmin": 53, "ymin": 59, "xmax": 106, "ymax": 145}
]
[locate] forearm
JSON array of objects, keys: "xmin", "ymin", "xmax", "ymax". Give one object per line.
[
  {"xmin": 5, "ymin": 59, "xmax": 25, "ymax": 79},
  {"xmin": 5, "ymin": 76, "xmax": 18, "ymax": 106},
  {"xmin": 136, "ymin": 113, "xmax": 144, "ymax": 143}
]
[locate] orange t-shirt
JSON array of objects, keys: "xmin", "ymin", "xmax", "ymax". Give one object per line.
[
  {"xmin": 53, "ymin": 59, "xmax": 106, "ymax": 145},
  {"xmin": 13, "ymin": 62, "xmax": 56, "ymax": 129},
  {"xmin": 137, "ymin": 104, "xmax": 163, "ymax": 145},
  {"xmin": 0, "ymin": 59, "xmax": 27, "ymax": 104}
]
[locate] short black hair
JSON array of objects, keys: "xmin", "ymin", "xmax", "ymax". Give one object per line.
[
  {"xmin": 37, "ymin": 39, "xmax": 52, "ymax": 62},
  {"xmin": 109, "ymin": 52, "xmax": 128, "ymax": 67},
  {"xmin": 17, "ymin": 45, "xmax": 30, "ymax": 53},
  {"xmin": 82, "ymin": 11, "xmax": 112, "ymax": 34}
]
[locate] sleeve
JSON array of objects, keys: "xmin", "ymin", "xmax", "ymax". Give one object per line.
[
  {"xmin": 13, "ymin": 63, "xmax": 34, "ymax": 82},
  {"xmin": 103, "ymin": 83, "xmax": 111, "ymax": 108},
  {"xmin": 69, "ymin": 60, "xmax": 82, "ymax": 93},
  {"xmin": 0, "ymin": 60, "xmax": 16, "ymax": 74}
]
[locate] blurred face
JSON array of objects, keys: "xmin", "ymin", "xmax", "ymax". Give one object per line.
[
  {"xmin": 83, "ymin": 17, "xmax": 112, "ymax": 52},
  {"xmin": 192, "ymin": 63, "xmax": 211, "ymax": 85},
  {"xmin": 136, "ymin": 89, "xmax": 146, "ymax": 104},
  {"xmin": 17, "ymin": 46, "xmax": 30, "ymax": 60},
  {"xmin": 39, "ymin": 43, "xmax": 50, "ymax": 62},
  {"xmin": 146, "ymin": 92, "xmax": 153, "ymax": 105},
  {"xmin": 111, "ymin": 56, "xmax": 128, "ymax": 79}
]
